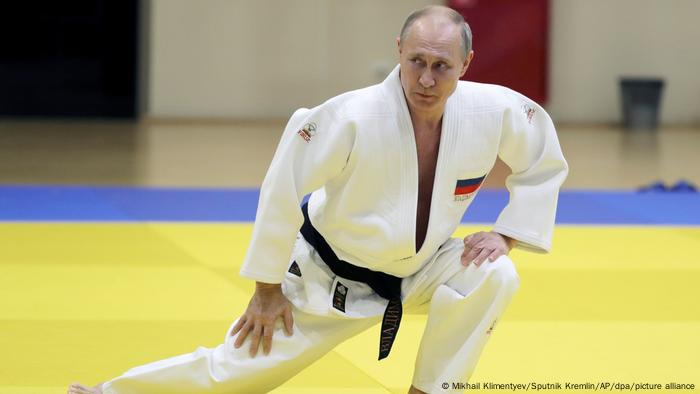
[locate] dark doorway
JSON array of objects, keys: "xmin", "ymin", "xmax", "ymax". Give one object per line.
[{"xmin": 0, "ymin": 1, "xmax": 139, "ymax": 118}]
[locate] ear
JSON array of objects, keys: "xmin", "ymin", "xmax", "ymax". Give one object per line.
[
  {"xmin": 396, "ymin": 36, "xmax": 402, "ymax": 55},
  {"xmin": 459, "ymin": 50, "xmax": 475, "ymax": 78}
]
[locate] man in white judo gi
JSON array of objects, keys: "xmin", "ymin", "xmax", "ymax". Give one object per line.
[{"xmin": 69, "ymin": 5, "xmax": 567, "ymax": 394}]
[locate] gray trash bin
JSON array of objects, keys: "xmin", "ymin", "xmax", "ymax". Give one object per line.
[{"xmin": 620, "ymin": 78, "xmax": 665, "ymax": 131}]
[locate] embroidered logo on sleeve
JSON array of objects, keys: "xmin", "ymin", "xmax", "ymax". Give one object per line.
[
  {"xmin": 521, "ymin": 103, "xmax": 536, "ymax": 124},
  {"xmin": 454, "ymin": 175, "xmax": 486, "ymax": 201},
  {"xmin": 332, "ymin": 281, "xmax": 348, "ymax": 312},
  {"xmin": 288, "ymin": 261, "xmax": 302, "ymax": 277},
  {"xmin": 297, "ymin": 122, "xmax": 317, "ymax": 143}
]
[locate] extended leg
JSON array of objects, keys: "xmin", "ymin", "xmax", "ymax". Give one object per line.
[{"xmin": 94, "ymin": 308, "xmax": 376, "ymax": 394}]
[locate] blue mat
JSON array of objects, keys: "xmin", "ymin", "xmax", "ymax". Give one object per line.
[{"xmin": 1, "ymin": 185, "xmax": 699, "ymax": 225}]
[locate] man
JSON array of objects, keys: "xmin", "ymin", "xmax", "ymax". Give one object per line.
[{"xmin": 69, "ymin": 5, "xmax": 567, "ymax": 394}]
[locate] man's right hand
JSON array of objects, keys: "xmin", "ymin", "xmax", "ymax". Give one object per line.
[{"xmin": 230, "ymin": 281, "xmax": 294, "ymax": 357}]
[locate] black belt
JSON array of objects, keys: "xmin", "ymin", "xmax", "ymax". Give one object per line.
[{"xmin": 299, "ymin": 202, "xmax": 403, "ymax": 360}]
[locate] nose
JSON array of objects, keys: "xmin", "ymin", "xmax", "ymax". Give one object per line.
[{"xmin": 419, "ymin": 70, "xmax": 435, "ymax": 89}]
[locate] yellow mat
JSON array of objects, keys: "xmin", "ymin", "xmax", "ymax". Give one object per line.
[{"xmin": 1, "ymin": 223, "xmax": 698, "ymax": 393}]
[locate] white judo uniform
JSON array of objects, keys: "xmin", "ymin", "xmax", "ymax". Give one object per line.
[{"xmin": 101, "ymin": 65, "xmax": 568, "ymax": 394}]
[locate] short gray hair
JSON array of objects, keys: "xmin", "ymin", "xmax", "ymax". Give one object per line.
[{"xmin": 399, "ymin": 6, "xmax": 472, "ymax": 59}]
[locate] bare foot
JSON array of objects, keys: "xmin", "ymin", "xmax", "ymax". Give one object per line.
[
  {"xmin": 67, "ymin": 382, "xmax": 103, "ymax": 394},
  {"xmin": 408, "ymin": 385, "xmax": 427, "ymax": 394}
]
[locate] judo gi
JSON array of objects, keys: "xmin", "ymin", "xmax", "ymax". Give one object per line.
[{"xmin": 101, "ymin": 65, "xmax": 568, "ymax": 394}]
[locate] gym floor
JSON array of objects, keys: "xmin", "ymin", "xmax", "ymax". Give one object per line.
[{"xmin": 1, "ymin": 121, "xmax": 699, "ymax": 393}]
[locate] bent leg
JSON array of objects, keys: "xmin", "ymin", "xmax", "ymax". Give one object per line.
[
  {"xmin": 102, "ymin": 308, "xmax": 377, "ymax": 394},
  {"xmin": 410, "ymin": 243, "xmax": 520, "ymax": 393}
]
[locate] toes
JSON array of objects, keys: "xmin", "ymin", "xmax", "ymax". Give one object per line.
[{"xmin": 67, "ymin": 383, "xmax": 91, "ymax": 394}]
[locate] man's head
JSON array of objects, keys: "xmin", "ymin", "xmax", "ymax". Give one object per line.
[{"xmin": 397, "ymin": 6, "xmax": 474, "ymax": 117}]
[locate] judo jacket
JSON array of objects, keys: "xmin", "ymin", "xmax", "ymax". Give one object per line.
[{"xmin": 240, "ymin": 65, "xmax": 569, "ymax": 284}]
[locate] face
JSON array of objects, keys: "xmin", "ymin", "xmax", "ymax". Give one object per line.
[{"xmin": 398, "ymin": 18, "xmax": 474, "ymax": 117}]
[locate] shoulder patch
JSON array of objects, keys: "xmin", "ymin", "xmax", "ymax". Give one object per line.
[
  {"xmin": 521, "ymin": 103, "xmax": 536, "ymax": 125},
  {"xmin": 297, "ymin": 122, "xmax": 317, "ymax": 143}
]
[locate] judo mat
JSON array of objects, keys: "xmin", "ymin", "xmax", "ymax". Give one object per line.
[{"xmin": 1, "ymin": 186, "xmax": 699, "ymax": 393}]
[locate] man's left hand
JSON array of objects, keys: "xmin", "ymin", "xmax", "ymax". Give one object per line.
[{"xmin": 461, "ymin": 231, "xmax": 515, "ymax": 267}]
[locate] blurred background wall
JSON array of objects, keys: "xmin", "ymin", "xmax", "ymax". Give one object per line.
[
  {"xmin": 548, "ymin": 0, "xmax": 700, "ymax": 125},
  {"xmin": 146, "ymin": 0, "xmax": 700, "ymax": 125},
  {"xmin": 148, "ymin": 0, "xmax": 438, "ymax": 119}
]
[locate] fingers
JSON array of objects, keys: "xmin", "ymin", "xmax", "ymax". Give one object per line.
[
  {"xmin": 283, "ymin": 308, "xmax": 294, "ymax": 336},
  {"xmin": 233, "ymin": 315, "xmax": 293, "ymax": 356},
  {"xmin": 249, "ymin": 323, "xmax": 262, "ymax": 357},
  {"xmin": 230, "ymin": 316, "xmax": 246, "ymax": 336},
  {"xmin": 462, "ymin": 232, "xmax": 485, "ymax": 265},
  {"xmin": 233, "ymin": 319, "xmax": 251, "ymax": 349},
  {"xmin": 262, "ymin": 324, "xmax": 273, "ymax": 355},
  {"xmin": 464, "ymin": 234, "xmax": 473, "ymax": 245},
  {"xmin": 463, "ymin": 232, "xmax": 482, "ymax": 248},
  {"xmin": 461, "ymin": 247, "xmax": 478, "ymax": 266},
  {"xmin": 462, "ymin": 231, "xmax": 512, "ymax": 267},
  {"xmin": 487, "ymin": 248, "xmax": 505, "ymax": 263},
  {"xmin": 232, "ymin": 318, "xmax": 273, "ymax": 358},
  {"xmin": 463, "ymin": 240, "xmax": 485, "ymax": 265},
  {"xmin": 472, "ymin": 247, "xmax": 492, "ymax": 267},
  {"xmin": 461, "ymin": 248, "xmax": 482, "ymax": 266},
  {"xmin": 67, "ymin": 384, "xmax": 90, "ymax": 394}
]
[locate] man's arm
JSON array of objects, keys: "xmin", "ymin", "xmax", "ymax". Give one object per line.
[
  {"xmin": 239, "ymin": 104, "xmax": 356, "ymax": 283},
  {"xmin": 459, "ymin": 91, "xmax": 566, "ymax": 266},
  {"xmin": 490, "ymin": 89, "xmax": 569, "ymax": 253},
  {"xmin": 232, "ymin": 104, "xmax": 356, "ymax": 357}
]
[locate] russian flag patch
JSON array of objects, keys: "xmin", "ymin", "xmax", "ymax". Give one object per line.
[{"xmin": 454, "ymin": 175, "xmax": 485, "ymax": 201}]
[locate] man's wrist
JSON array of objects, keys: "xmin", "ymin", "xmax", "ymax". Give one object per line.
[
  {"xmin": 505, "ymin": 236, "xmax": 517, "ymax": 250},
  {"xmin": 493, "ymin": 231, "xmax": 517, "ymax": 250},
  {"xmin": 255, "ymin": 281, "xmax": 282, "ymax": 291}
]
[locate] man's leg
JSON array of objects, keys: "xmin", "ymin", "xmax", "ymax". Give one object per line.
[
  {"xmin": 69, "ymin": 233, "xmax": 383, "ymax": 394},
  {"xmin": 77, "ymin": 307, "xmax": 376, "ymax": 394},
  {"xmin": 406, "ymin": 239, "xmax": 520, "ymax": 393}
]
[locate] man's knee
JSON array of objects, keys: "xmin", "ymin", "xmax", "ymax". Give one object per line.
[
  {"xmin": 443, "ymin": 254, "xmax": 519, "ymax": 298},
  {"xmin": 486, "ymin": 255, "xmax": 520, "ymax": 296}
]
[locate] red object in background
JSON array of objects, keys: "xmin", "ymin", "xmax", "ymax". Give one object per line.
[{"xmin": 449, "ymin": 0, "xmax": 549, "ymax": 104}]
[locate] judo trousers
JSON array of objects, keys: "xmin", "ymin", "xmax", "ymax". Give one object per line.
[{"xmin": 102, "ymin": 236, "xmax": 520, "ymax": 394}]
